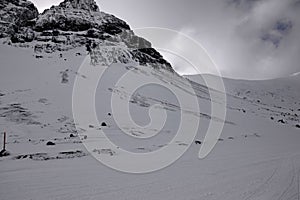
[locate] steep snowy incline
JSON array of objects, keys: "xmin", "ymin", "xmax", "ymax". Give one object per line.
[{"xmin": 1, "ymin": 40, "xmax": 300, "ymax": 199}]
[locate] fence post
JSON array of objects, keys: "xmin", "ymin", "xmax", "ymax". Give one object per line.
[{"xmin": 3, "ymin": 132, "xmax": 6, "ymax": 151}]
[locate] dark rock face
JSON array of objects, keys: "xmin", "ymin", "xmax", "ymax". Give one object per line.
[
  {"xmin": 35, "ymin": 0, "xmax": 130, "ymax": 33},
  {"xmin": 11, "ymin": 27, "xmax": 35, "ymax": 43},
  {"xmin": 58, "ymin": 0, "xmax": 100, "ymax": 12},
  {"xmin": 131, "ymin": 48, "xmax": 174, "ymax": 72},
  {"xmin": 119, "ymin": 30, "xmax": 152, "ymax": 49},
  {"xmin": 0, "ymin": 0, "xmax": 39, "ymax": 38}
]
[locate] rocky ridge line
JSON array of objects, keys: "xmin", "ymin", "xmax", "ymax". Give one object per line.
[{"xmin": 0, "ymin": 0, "xmax": 174, "ymax": 72}]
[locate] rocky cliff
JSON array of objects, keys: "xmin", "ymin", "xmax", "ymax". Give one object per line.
[
  {"xmin": 0, "ymin": 0, "xmax": 174, "ymax": 72},
  {"xmin": 0, "ymin": 0, "xmax": 38, "ymax": 38}
]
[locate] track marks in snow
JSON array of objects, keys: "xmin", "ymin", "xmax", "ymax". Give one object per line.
[
  {"xmin": 0, "ymin": 103, "xmax": 41, "ymax": 125},
  {"xmin": 12, "ymin": 150, "xmax": 88, "ymax": 161},
  {"xmin": 241, "ymin": 156, "xmax": 300, "ymax": 200}
]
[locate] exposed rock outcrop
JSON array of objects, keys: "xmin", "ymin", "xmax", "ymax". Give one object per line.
[
  {"xmin": 58, "ymin": 0, "xmax": 100, "ymax": 12},
  {"xmin": 0, "ymin": 0, "xmax": 174, "ymax": 72},
  {"xmin": 35, "ymin": 0, "xmax": 129, "ymax": 32},
  {"xmin": 0, "ymin": 0, "xmax": 38, "ymax": 38}
]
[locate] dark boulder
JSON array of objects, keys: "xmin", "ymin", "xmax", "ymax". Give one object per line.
[
  {"xmin": 278, "ymin": 119, "xmax": 287, "ymax": 124},
  {"xmin": 46, "ymin": 141, "xmax": 56, "ymax": 146},
  {"xmin": 195, "ymin": 140, "xmax": 201, "ymax": 145},
  {"xmin": 0, "ymin": 149, "xmax": 10, "ymax": 157}
]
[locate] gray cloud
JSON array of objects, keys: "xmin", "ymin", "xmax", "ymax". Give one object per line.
[
  {"xmin": 31, "ymin": 0, "xmax": 300, "ymax": 79},
  {"xmin": 159, "ymin": 0, "xmax": 300, "ymax": 79}
]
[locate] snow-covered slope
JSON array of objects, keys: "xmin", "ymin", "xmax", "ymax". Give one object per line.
[
  {"xmin": 187, "ymin": 74, "xmax": 300, "ymax": 128},
  {"xmin": 1, "ymin": 0, "xmax": 300, "ymax": 199}
]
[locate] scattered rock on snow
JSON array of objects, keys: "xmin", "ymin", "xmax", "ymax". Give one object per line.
[
  {"xmin": 253, "ymin": 133, "xmax": 261, "ymax": 137},
  {"xmin": 278, "ymin": 119, "xmax": 287, "ymax": 124},
  {"xmin": 92, "ymin": 148, "xmax": 116, "ymax": 156},
  {"xmin": 46, "ymin": 141, "xmax": 56, "ymax": 146},
  {"xmin": 0, "ymin": 103, "xmax": 41, "ymax": 125},
  {"xmin": 13, "ymin": 150, "xmax": 87, "ymax": 161},
  {"xmin": 195, "ymin": 140, "xmax": 201, "ymax": 145},
  {"xmin": 38, "ymin": 98, "xmax": 48, "ymax": 104},
  {"xmin": 0, "ymin": 149, "xmax": 10, "ymax": 157},
  {"xmin": 60, "ymin": 69, "xmax": 69, "ymax": 84}
]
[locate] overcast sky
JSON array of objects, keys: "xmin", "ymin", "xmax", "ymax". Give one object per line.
[{"xmin": 31, "ymin": 0, "xmax": 300, "ymax": 80}]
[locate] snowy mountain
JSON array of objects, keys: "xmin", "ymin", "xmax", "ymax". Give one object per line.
[
  {"xmin": 0, "ymin": 0, "xmax": 300, "ymax": 200},
  {"xmin": 0, "ymin": 0, "xmax": 173, "ymax": 71}
]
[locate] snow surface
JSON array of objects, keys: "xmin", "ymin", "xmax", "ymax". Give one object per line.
[{"xmin": 0, "ymin": 43, "xmax": 300, "ymax": 200}]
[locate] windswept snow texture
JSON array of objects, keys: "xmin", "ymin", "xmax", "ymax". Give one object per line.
[{"xmin": 0, "ymin": 42, "xmax": 300, "ymax": 200}]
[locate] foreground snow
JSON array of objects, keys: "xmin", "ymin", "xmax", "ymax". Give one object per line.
[{"xmin": 0, "ymin": 44, "xmax": 300, "ymax": 200}]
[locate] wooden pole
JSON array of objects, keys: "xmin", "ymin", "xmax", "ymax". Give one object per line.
[{"xmin": 3, "ymin": 132, "xmax": 6, "ymax": 151}]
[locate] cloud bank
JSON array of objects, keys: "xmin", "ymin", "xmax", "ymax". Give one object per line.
[{"xmin": 161, "ymin": 0, "xmax": 300, "ymax": 79}]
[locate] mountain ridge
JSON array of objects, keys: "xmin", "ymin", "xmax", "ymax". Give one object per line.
[{"xmin": 0, "ymin": 0, "xmax": 174, "ymax": 72}]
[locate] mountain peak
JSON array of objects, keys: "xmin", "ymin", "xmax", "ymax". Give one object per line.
[
  {"xmin": 59, "ymin": 0, "xmax": 100, "ymax": 12},
  {"xmin": 0, "ymin": 0, "xmax": 174, "ymax": 72}
]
